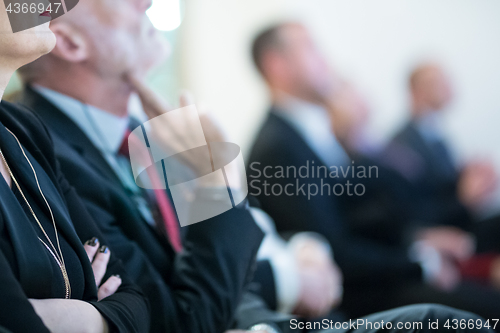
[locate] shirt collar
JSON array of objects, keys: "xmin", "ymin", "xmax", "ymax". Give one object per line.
[
  {"xmin": 273, "ymin": 94, "xmax": 350, "ymax": 167},
  {"xmin": 413, "ymin": 111, "xmax": 446, "ymax": 144},
  {"xmin": 33, "ymin": 85, "xmax": 129, "ymax": 155}
]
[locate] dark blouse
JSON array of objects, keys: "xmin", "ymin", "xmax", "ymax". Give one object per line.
[
  {"xmin": 0, "ymin": 101, "xmax": 149, "ymax": 333},
  {"xmin": 11, "ymin": 179, "xmax": 85, "ymax": 300}
]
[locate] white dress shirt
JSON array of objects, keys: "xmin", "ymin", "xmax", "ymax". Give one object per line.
[
  {"xmin": 33, "ymin": 85, "xmax": 140, "ymax": 184},
  {"xmin": 251, "ymin": 207, "xmax": 301, "ymax": 314}
]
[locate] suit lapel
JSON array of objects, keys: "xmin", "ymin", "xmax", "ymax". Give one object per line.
[
  {"xmin": 268, "ymin": 108, "xmax": 330, "ymax": 170},
  {"xmin": 20, "ymin": 87, "xmax": 176, "ymax": 254},
  {"xmin": 404, "ymin": 123, "xmax": 435, "ymax": 161},
  {"xmin": 404, "ymin": 122, "xmax": 456, "ymax": 179},
  {"xmin": 20, "ymin": 87, "xmax": 122, "ymax": 185}
]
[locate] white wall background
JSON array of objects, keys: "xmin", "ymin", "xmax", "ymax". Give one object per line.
[{"xmin": 178, "ymin": 0, "xmax": 500, "ymax": 169}]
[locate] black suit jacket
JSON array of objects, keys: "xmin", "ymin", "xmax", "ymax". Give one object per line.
[
  {"xmin": 0, "ymin": 101, "xmax": 149, "ymax": 333},
  {"xmin": 19, "ymin": 87, "xmax": 269, "ymax": 333},
  {"xmin": 247, "ymin": 109, "xmax": 423, "ymax": 290},
  {"xmin": 391, "ymin": 121, "xmax": 473, "ymax": 230}
]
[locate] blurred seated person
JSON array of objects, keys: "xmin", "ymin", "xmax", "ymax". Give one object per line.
[
  {"xmin": 0, "ymin": 4, "xmax": 150, "ymax": 332},
  {"xmin": 390, "ymin": 63, "xmax": 500, "ymax": 289},
  {"xmin": 12, "ymin": 0, "xmax": 282, "ymax": 332},
  {"xmin": 247, "ymin": 22, "xmax": 500, "ymax": 321},
  {"xmin": 329, "ymin": 75, "xmax": 500, "ymax": 311},
  {"xmin": 390, "ymin": 63, "xmax": 497, "ymax": 227},
  {"xmin": 250, "ymin": 206, "xmax": 344, "ymax": 319},
  {"xmin": 328, "ymin": 64, "xmax": 500, "ymax": 288}
]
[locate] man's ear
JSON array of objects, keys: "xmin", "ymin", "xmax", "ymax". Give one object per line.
[{"xmin": 50, "ymin": 22, "xmax": 88, "ymax": 62}]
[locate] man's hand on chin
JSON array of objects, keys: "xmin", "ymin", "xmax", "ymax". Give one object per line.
[{"xmin": 126, "ymin": 75, "xmax": 242, "ymax": 190}]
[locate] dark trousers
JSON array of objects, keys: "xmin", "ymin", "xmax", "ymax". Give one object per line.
[
  {"xmin": 320, "ymin": 304, "xmax": 493, "ymax": 333},
  {"xmin": 342, "ymin": 282, "xmax": 500, "ymax": 330}
]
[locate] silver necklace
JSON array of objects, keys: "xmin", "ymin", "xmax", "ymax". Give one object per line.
[{"xmin": 0, "ymin": 128, "xmax": 71, "ymax": 299}]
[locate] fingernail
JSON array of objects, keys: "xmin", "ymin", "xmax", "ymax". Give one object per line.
[
  {"xmin": 99, "ymin": 246, "xmax": 109, "ymax": 254},
  {"xmin": 85, "ymin": 237, "xmax": 98, "ymax": 246},
  {"xmin": 114, "ymin": 275, "xmax": 121, "ymax": 279}
]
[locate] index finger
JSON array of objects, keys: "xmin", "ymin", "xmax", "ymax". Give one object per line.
[{"xmin": 83, "ymin": 237, "xmax": 100, "ymax": 263}]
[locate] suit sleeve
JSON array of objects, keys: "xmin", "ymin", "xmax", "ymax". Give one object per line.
[
  {"xmin": 422, "ymin": 174, "xmax": 474, "ymax": 230},
  {"xmin": 166, "ymin": 196, "xmax": 265, "ymax": 333},
  {"xmin": 55, "ymin": 150, "xmax": 265, "ymax": 332},
  {"xmin": 0, "ymin": 249, "xmax": 51, "ymax": 333},
  {"xmin": 55, "ymin": 160, "xmax": 150, "ymax": 333},
  {"xmin": 250, "ymin": 260, "xmax": 278, "ymax": 310}
]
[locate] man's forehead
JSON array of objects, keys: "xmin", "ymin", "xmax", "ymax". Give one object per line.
[
  {"xmin": 414, "ymin": 65, "xmax": 445, "ymax": 83},
  {"xmin": 281, "ymin": 24, "xmax": 309, "ymax": 39},
  {"xmin": 424, "ymin": 67, "xmax": 446, "ymax": 81}
]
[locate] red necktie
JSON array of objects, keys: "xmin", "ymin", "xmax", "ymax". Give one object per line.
[{"xmin": 119, "ymin": 129, "xmax": 183, "ymax": 252}]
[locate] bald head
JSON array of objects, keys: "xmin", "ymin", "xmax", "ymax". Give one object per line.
[
  {"xmin": 251, "ymin": 22, "xmax": 333, "ymax": 105},
  {"xmin": 409, "ymin": 63, "xmax": 453, "ymax": 117}
]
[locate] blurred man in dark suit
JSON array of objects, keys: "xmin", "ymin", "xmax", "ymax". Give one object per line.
[
  {"xmin": 387, "ymin": 63, "xmax": 500, "ymax": 288},
  {"xmin": 392, "ymin": 63, "xmax": 497, "ymax": 228},
  {"xmin": 328, "ymin": 79, "xmax": 500, "ymax": 290},
  {"xmin": 248, "ymin": 22, "xmax": 500, "ymax": 321}
]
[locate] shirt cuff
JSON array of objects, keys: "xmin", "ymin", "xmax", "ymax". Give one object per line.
[
  {"xmin": 250, "ymin": 208, "xmax": 301, "ymax": 313},
  {"xmin": 409, "ymin": 241, "xmax": 442, "ymax": 282},
  {"xmin": 268, "ymin": 248, "xmax": 301, "ymax": 314}
]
